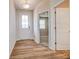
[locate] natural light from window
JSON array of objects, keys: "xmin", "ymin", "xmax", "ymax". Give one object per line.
[
  {"xmin": 22, "ymin": 15, "xmax": 29, "ymax": 28},
  {"xmin": 40, "ymin": 20, "xmax": 45, "ymax": 29}
]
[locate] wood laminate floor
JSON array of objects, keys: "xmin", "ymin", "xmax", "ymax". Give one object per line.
[{"xmin": 10, "ymin": 39, "xmax": 70, "ymax": 59}]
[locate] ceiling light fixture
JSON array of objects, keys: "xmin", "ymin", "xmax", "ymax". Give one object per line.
[{"xmin": 23, "ymin": 4, "xmax": 30, "ymax": 9}]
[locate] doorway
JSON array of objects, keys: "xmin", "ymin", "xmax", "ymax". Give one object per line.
[{"xmin": 39, "ymin": 11, "xmax": 49, "ymax": 47}]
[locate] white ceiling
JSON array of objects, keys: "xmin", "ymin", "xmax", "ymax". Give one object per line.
[{"xmin": 14, "ymin": 0, "xmax": 43, "ymax": 10}]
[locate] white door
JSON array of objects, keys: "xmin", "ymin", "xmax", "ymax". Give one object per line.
[
  {"xmin": 56, "ymin": 8, "xmax": 70, "ymax": 50},
  {"xmin": 17, "ymin": 11, "xmax": 34, "ymax": 40}
]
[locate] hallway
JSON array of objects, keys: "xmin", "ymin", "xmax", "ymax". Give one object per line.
[{"xmin": 10, "ymin": 40, "xmax": 69, "ymax": 59}]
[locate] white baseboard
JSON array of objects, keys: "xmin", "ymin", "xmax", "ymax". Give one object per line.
[
  {"xmin": 16, "ymin": 37, "xmax": 34, "ymax": 41},
  {"xmin": 9, "ymin": 40, "xmax": 16, "ymax": 56}
]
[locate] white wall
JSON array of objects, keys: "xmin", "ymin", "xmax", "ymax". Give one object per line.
[
  {"xmin": 33, "ymin": 10, "xmax": 40, "ymax": 43},
  {"xmin": 48, "ymin": 8, "xmax": 56, "ymax": 50},
  {"xmin": 16, "ymin": 10, "xmax": 34, "ymax": 40},
  {"xmin": 9, "ymin": 0, "xmax": 16, "ymax": 55}
]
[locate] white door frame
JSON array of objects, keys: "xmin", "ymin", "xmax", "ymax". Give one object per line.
[{"xmin": 37, "ymin": 10, "xmax": 50, "ymax": 46}]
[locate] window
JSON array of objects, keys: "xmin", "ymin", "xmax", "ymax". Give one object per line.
[
  {"xmin": 22, "ymin": 15, "xmax": 28, "ymax": 28},
  {"xmin": 40, "ymin": 20, "xmax": 45, "ymax": 29}
]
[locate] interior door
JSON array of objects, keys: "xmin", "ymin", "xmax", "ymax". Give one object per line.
[
  {"xmin": 18, "ymin": 11, "xmax": 33, "ymax": 39},
  {"xmin": 56, "ymin": 8, "xmax": 70, "ymax": 50}
]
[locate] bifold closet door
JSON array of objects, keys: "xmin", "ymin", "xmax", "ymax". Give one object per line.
[{"xmin": 56, "ymin": 8, "xmax": 70, "ymax": 50}]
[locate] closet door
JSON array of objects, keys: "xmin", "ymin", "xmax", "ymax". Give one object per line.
[{"xmin": 56, "ymin": 8, "xmax": 70, "ymax": 50}]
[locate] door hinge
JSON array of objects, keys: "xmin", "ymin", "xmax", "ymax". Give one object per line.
[
  {"xmin": 55, "ymin": 11, "xmax": 56, "ymax": 14},
  {"xmin": 55, "ymin": 42, "xmax": 57, "ymax": 45},
  {"xmin": 55, "ymin": 26, "xmax": 56, "ymax": 29}
]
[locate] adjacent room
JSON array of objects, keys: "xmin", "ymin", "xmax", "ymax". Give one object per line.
[{"xmin": 9, "ymin": 0, "xmax": 70, "ymax": 59}]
